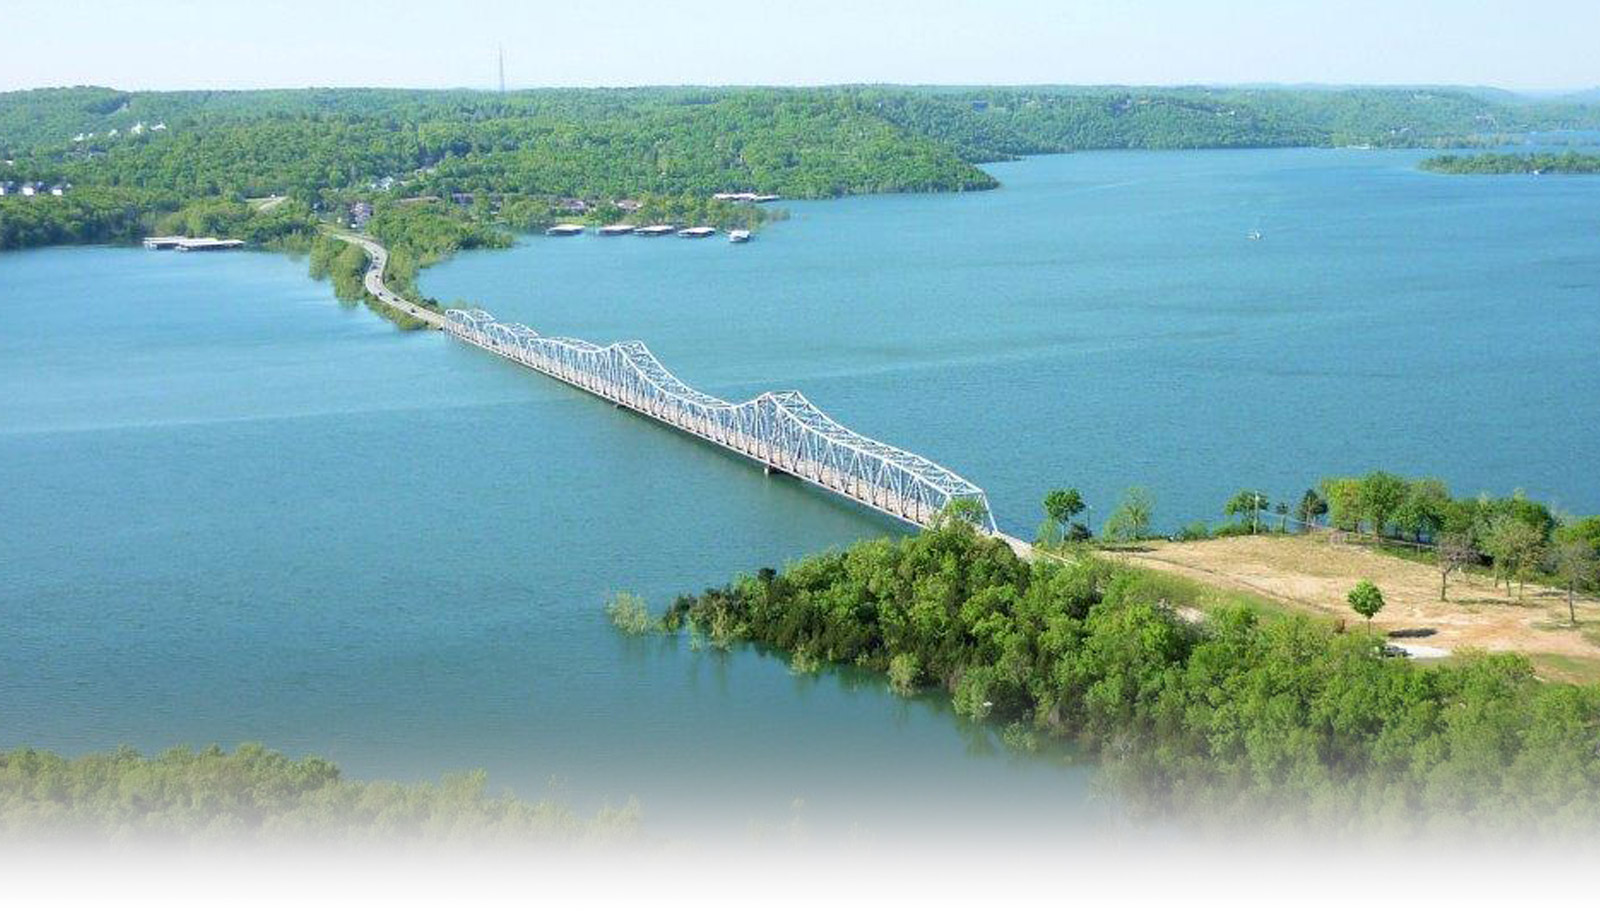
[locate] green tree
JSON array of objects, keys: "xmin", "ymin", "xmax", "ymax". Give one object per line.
[
  {"xmin": 1296, "ymin": 488, "xmax": 1328, "ymax": 531},
  {"xmin": 1223, "ymin": 490, "xmax": 1270, "ymax": 534},
  {"xmin": 1547, "ymin": 539, "xmax": 1598, "ymax": 626},
  {"xmin": 1560, "ymin": 516, "xmax": 1600, "ymax": 556},
  {"xmin": 1481, "ymin": 516, "xmax": 1546, "ymax": 599},
  {"xmin": 1394, "ymin": 478, "xmax": 1451, "ymax": 543},
  {"xmin": 1359, "ymin": 471, "xmax": 1409, "ymax": 539},
  {"xmin": 1347, "ymin": 580, "xmax": 1386, "ymax": 632},
  {"xmin": 1436, "ymin": 532, "xmax": 1476, "ymax": 602},
  {"xmin": 1104, "ymin": 487, "xmax": 1153, "ymax": 542},
  {"xmin": 1321, "ymin": 478, "xmax": 1364, "ymax": 532},
  {"xmin": 1042, "ymin": 488, "xmax": 1086, "ymax": 543}
]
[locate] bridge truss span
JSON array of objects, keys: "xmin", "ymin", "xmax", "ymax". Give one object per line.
[{"xmin": 443, "ymin": 308, "xmax": 997, "ymax": 532}]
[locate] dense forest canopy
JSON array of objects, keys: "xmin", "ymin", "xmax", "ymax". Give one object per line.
[
  {"xmin": 1421, "ymin": 151, "xmax": 1600, "ymax": 174},
  {"xmin": 654, "ymin": 519, "xmax": 1600, "ymax": 832},
  {"xmin": 4, "ymin": 83, "xmax": 1599, "ymax": 313}
]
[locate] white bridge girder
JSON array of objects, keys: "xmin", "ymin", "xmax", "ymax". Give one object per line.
[{"xmin": 444, "ymin": 308, "xmax": 997, "ymax": 532}]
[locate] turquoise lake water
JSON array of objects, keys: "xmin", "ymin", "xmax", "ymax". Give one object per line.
[{"xmin": 3, "ymin": 149, "xmax": 1598, "ymax": 836}]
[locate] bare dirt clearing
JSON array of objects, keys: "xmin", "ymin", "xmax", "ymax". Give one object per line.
[{"xmin": 1108, "ymin": 534, "xmax": 1600, "ymax": 682}]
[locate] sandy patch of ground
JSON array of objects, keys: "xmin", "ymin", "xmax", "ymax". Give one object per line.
[{"xmin": 1106, "ymin": 534, "xmax": 1600, "ymax": 675}]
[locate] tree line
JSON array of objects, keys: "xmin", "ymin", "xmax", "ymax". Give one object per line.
[
  {"xmin": 1421, "ymin": 152, "xmax": 1600, "ymax": 174},
  {"xmin": 1039, "ymin": 473, "xmax": 1599, "ymax": 620},
  {"xmin": 632, "ymin": 515, "xmax": 1600, "ymax": 831},
  {"xmin": 0, "ymin": 743, "xmax": 639, "ymax": 843}
]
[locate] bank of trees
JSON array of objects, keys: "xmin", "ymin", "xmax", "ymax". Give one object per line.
[
  {"xmin": 1233, "ymin": 471, "xmax": 1600, "ymax": 607},
  {"xmin": 0, "ymin": 743, "xmax": 637, "ymax": 842},
  {"xmin": 1422, "ymin": 152, "xmax": 1600, "ymax": 174},
  {"xmin": 8, "ymin": 84, "xmax": 1599, "ymax": 259},
  {"xmin": 648, "ymin": 518, "xmax": 1600, "ymax": 830},
  {"xmin": 0, "ymin": 188, "xmax": 176, "ymax": 249},
  {"xmin": 307, "ymin": 235, "xmax": 370, "ymax": 304}
]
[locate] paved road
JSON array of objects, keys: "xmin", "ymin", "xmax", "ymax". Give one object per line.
[{"xmin": 328, "ymin": 230, "xmax": 446, "ymax": 329}]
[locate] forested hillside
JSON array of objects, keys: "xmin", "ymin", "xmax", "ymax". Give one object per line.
[
  {"xmin": 3, "ymin": 84, "xmax": 1597, "ymax": 276},
  {"xmin": 861, "ymin": 86, "xmax": 1600, "ymax": 160}
]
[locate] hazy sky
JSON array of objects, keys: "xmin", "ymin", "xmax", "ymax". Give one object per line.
[{"xmin": 5, "ymin": 0, "xmax": 1597, "ymax": 92}]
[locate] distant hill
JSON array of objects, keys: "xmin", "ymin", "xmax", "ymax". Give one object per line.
[{"xmin": 4, "ymin": 84, "xmax": 1600, "ymax": 257}]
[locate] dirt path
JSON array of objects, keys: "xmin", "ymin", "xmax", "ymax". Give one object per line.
[{"xmin": 1107, "ymin": 534, "xmax": 1600, "ymax": 676}]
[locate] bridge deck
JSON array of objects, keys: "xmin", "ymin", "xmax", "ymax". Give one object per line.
[{"xmin": 331, "ymin": 231, "xmax": 1000, "ymax": 535}]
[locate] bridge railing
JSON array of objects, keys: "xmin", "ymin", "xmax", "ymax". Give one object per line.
[{"xmin": 443, "ymin": 308, "xmax": 997, "ymax": 532}]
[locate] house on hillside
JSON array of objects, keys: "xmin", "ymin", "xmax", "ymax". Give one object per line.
[
  {"xmin": 0, "ymin": 181, "xmax": 15, "ymax": 196},
  {"xmin": 557, "ymin": 197, "xmax": 591, "ymax": 214},
  {"xmin": 614, "ymin": 198, "xmax": 642, "ymax": 212},
  {"xmin": 349, "ymin": 202, "xmax": 373, "ymax": 230},
  {"xmin": 50, "ymin": 183, "xmax": 70, "ymax": 196}
]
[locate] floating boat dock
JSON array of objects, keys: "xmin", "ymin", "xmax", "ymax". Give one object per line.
[
  {"xmin": 598, "ymin": 224, "xmax": 637, "ymax": 236},
  {"xmin": 636, "ymin": 225, "xmax": 675, "ymax": 236},
  {"xmin": 677, "ymin": 226, "xmax": 717, "ymax": 238},
  {"xmin": 142, "ymin": 236, "xmax": 246, "ymax": 251},
  {"xmin": 545, "ymin": 224, "xmax": 586, "ymax": 236},
  {"xmin": 729, "ymin": 229, "xmax": 751, "ymax": 243},
  {"xmin": 713, "ymin": 192, "xmax": 781, "ymax": 203}
]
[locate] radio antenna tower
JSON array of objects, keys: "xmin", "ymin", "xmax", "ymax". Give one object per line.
[{"xmin": 498, "ymin": 45, "xmax": 506, "ymax": 93}]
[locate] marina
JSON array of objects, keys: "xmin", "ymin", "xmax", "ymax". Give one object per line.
[
  {"xmin": 713, "ymin": 192, "xmax": 781, "ymax": 203},
  {"xmin": 141, "ymin": 236, "xmax": 246, "ymax": 251}
]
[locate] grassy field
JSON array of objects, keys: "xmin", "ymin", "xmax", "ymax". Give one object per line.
[{"xmin": 1104, "ymin": 533, "xmax": 1600, "ymax": 681}]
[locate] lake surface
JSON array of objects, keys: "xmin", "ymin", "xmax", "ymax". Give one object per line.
[
  {"xmin": 429, "ymin": 148, "xmax": 1600, "ymax": 535},
  {"xmin": 4, "ymin": 149, "xmax": 1598, "ymax": 838}
]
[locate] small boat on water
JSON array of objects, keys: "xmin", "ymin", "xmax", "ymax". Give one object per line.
[
  {"xmin": 728, "ymin": 229, "xmax": 751, "ymax": 244},
  {"xmin": 1247, "ymin": 230, "xmax": 1263, "ymax": 241},
  {"xmin": 546, "ymin": 223, "xmax": 585, "ymax": 236},
  {"xmin": 636, "ymin": 224, "xmax": 675, "ymax": 236},
  {"xmin": 599, "ymin": 223, "xmax": 637, "ymax": 236},
  {"xmin": 677, "ymin": 226, "xmax": 717, "ymax": 238}
]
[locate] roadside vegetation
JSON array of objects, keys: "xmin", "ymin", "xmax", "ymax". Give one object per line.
[
  {"xmin": 631, "ymin": 515, "xmax": 1600, "ymax": 832},
  {"xmin": 0, "ymin": 743, "xmax": 639, "ymax": 843}
]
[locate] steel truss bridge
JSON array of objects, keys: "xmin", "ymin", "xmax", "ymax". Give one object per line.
[{"xmin": 442, "ymin": 307, "xmax": 997, "ymax": 532}]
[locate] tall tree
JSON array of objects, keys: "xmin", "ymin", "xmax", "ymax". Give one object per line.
[
  {"xmin": 1548, "ymin": 538, "xmax": 1598, "ymax": 626},
  {"xmin": 1359, "ymin": 471, "xmax": 1409, "ymax": 539},
  {"xmin": 1296, "ymin": 488, "xmax": 1328, "ymax": 532},
  {"xmin": 1482, "ymin": 516, "xmax": 1546, "ymax": 599},
  {"xmin": 1395, "ymin": 478, "xmax": 1451, "ymax": 543},
  {"xmin": 1223, "ymin": 490, "xmax": 1270, "ymax": 534},
  {"xmin": 1320, "ymin": 478, "xmax": 1364, "ymax": 532},
  {"xmin": 1436, "ymin": 532, "xmax": 1476, "ymax": 602},
  {"xmin": 1104, "ymin": 487, "xmax": 1153, "ymax": 542},
  {"xmin": 1042, "ymin": 488, "xmax": 1086, "ymax": 542}
]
